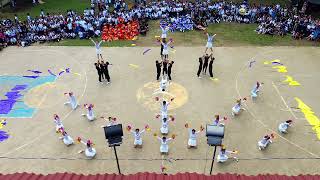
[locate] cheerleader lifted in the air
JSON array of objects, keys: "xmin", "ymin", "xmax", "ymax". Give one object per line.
[
  {"xmin": 58, "ymin": 128, "xmax": 74, "ymax": 146},
  {"xmin": 54, "ymin": 114, "xmax": 64, "ymax": 133},
  {"xmin": 90, "ymin": 38, "xmax": 104, "ymax": 60},
  {"xmin": 161, "ymin": 39, "xmax": 172, "ymax": 60},
  {"xmin": 205, "ymin": 32, "xmax": 216, "ymax": 53},
  {"xmin": 64, "ymin": 92, "xmax": 78, "ymax": 110},
  {"xmin": 127, "ymin": 124, "xmax": 150, "ymax": 148},
  {"xmin": 81, "ymin": 104, "xmax": 95, "ymax": 121},
  {"xmin": 217, "ymin": 145, "xmax": 239, "ymax": 163},
  {"xmin": 278, "ymin": 120, "xmax": 293, "ymax": 134},
  {"xmin": 185, "ymin": 123, "xmax": 204, "ymax": 148},
  {"xmin": 77, "ymin": 137, "xmax": 96, "ymax": 159},
  {"xmin": 160, "ymin": 25, "xmax": 170, "ymax": 39}
]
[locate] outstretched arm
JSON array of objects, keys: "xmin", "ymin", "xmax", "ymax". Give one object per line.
[
  {"xmin": 98, "ymin": 40, "xmax": 103, "ymax": 47},
  {"xmin": 90, "ymin": 38, "xmax": 96, "ymax": 45}
]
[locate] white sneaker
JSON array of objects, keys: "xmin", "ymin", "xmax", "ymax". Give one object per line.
[
  {"xmin": 198, "ymin": 76, "xmax": 201, "ymax": 78},
  {"xmin": 106, "ymin": 82, "xmax": 110, "ymax": 84}
]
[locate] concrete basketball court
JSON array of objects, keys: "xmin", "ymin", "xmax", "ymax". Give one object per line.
[{"xmin": 0, "ymin": 46, "xmax": 319, "ymax": 175}]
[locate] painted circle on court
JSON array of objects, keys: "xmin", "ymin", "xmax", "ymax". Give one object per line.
[{"xmin": 136, "ymin": 81, "xmax": 188, "ymax": 111}]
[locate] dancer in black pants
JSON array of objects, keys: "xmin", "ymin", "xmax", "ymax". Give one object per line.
[
  {"xmin": 197, "ymin": 57, "xmax": 203, "ymax": 78},
  {"xmin": 160, "ymin": 43, "xmax": 164, "ymax": 60},
  {"xmin": 156, "ymin": 60, "xmax": 162, "ymax": 80},
  {"xmin": 168, "ymin": 61, "xmax": 174, "ymax": 80},
  {"xmin": 95, "ymin": 62, "xmax": 103, "ymax": 82},
  {"xmin": 99, "ymin": 61, "xmax": 105, "ymax": 80},
  {"xmin": 209, "ymin": 56, "xmax": 215, "ymax": 77},
  {"xmin": 202, "ymin": 54, "xmax": 211, "ymax": 74},
  {"xmin": 162, "ymin": 59, "xmax": 168, "ymax": 76},
  {"xmin": 102, "ymin": 60, "xmax": 112, "ymax": 84}
]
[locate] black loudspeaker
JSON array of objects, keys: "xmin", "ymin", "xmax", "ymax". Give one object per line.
[
  {"xmin": 103, "ymin": 124, "xmax": 123, "ymax": 146},
  {"xmin": 206, "ymin": 124, "xmax": 225, "ymax": 146}
]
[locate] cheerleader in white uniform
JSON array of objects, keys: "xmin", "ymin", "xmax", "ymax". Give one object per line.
[
  {"xmin": 160, "ymin": 100, "xmax": 172, "ymax": 119},
  {"xmin": 101, "ymin": 116, "xmax": 118, "ymax": 128},
  {"xmin": 53, "ymin": 114, "xmax": 64, "ymax": 133},
  {"xmin": 78, "ymin": 138, "xmax": 96, "ymax": 159},
  {"xmin": 212, "ymin": 115, "xmax": 226, "ymax": 126},
  {"xmin": 232, "ymin": 99, "xmax": 246, "ymax": 116},
  {"xmin": 258, "ymin": 134, "xmax": 274, "ymax": 150},
  {"xmin": 217, "ymin": 146, "xmax": 238, "ymax": 163},
  {"xmin": 81, "ymin": 104, "xmax": 95, "ymax": 121},
  {"xmin": 128, "ymin": 126, "xmax": 147, "ymax": 148},
  {"xmin": 160, "ymin": 26, "xmax": 169, "ymax": 39},
  {"xmin": 160, "ymin": 75, "xmax": 169, "ymax": 92},
  {"xmin": 90, "ymin": 38, "xmax": 104, "ymax": 60},
  {"xmin": 278, "ymin": 120, "xmax": 293, "ymax": 133},
  {"xmin": 156, "ymin": 136, "xmax": 174, "ymax": 154},
  {"xmin": 153, "ymin": 75, "xmax": 170, "ymax": 94},
  {"xmin": 205, "ymin": 33, "xmax": 216, "ymax": 53},
  {"xmin": 160, "ymin": 117, "xmax": 170, "ymax": 134},
  {"xmin": 64, "ymin": 92, "xmax": 78, "ymax": 110},
  {"xmin": 185, "ymin": 124, "xmax": 204, "ymax": 148},
  {"xmin": 161, "ymin": 39, "xmax": 171, "ymax": 60},
  {"xmin": 59, "ymin": 130, "xmax": 74, "ymax": 146},
  {"xmin": 251, "ymin": 82, "xmax": 262, "ymax": 100}
]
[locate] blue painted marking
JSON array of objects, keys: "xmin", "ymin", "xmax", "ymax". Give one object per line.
[{"xmin": 0, "ymin": 76, "xmax": 56, "ymax": 118}]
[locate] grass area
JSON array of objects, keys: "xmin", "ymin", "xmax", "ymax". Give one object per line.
[
  {"xmin": 0, "ymin": 0, "xmax": 90, "ymax": 19},
  {"xmin": 134, "ymin": 21, "xmax": 317, "ymax": 47}
]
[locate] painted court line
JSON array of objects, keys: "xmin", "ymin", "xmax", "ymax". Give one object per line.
[{"xmin": 271, "ymin": 81, "xmax": 298, "ymax": 119}]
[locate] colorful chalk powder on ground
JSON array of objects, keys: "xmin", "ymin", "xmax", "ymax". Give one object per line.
[
  {"xmin": 295, "ymin": 97, "xmax": 320, "ymax": 139},
  {"xmin": 0, "ymin": 76, "xmax": 56, "ymax": 118},
  {"xmin": 0, "ymin": 131, "xmax": 9, "ymax": 142}
]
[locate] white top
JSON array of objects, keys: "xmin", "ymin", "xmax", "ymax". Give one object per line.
[
  {"xmin": 161, "ymin": 102, "xmax": 170, "ymax": 112},
  {"xmin": 161, "ymin": 42, "xmax": 171, "ymax": 51},
  {"xmin": 131, "ymin": 129, "xmax": 145, "ymax": 140},
  {"xmin": 54, "ymin": 117, "xmax": 63, "ymax": 126},
  {"xmin": 157, "ymin": 137, "xmax": 172, "ymax": 145},
  {"xmin": 188, "ymin": 129, "xmax": 200, "ymax": 140},
  {"xmin": 91, "ymin": 39, "xmax": 103, "ymax": 50},
  {"xmin": 161, "ymin": 27, "xmax": 169, "ymax": 36},
  {"xmin": 207, "ymin": 35, "xmax": 214, "ymax": 43},
  {"xmin": 162, "ymin": 119, "xmax": 169, "ymax": 128}
]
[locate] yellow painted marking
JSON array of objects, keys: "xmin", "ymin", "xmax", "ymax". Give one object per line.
[
  {"xmin": 129, "ymin": 64, "xmax": 139, "ymax": 69},
  {"xmin": 272, "ymin": 65, "xmax": 287, "ymax": 73},
  {"xmin": 74, "ymin": 73, "xmax": 81, "ymax": 76},
  {"xmin": 263, "ymin": 61, "xmax": 270, "ymax": 65},
  {"xmin": 210, "ymin": 77, "xmax": 219, "ymax": 81},
  {"xmin": 136, "ymin": 82, "xmax": 188, "ymax": 111},
  {"xmin": 131, "ymin": 44, "xmax": 136, "ymax": 46},
  {"xmin": 283, "ymin": 75, "xmax": 301, "ymax": 86},
  {"xmin": 295, "ymin": 97, "xmax": 320, "ymax": 139}
]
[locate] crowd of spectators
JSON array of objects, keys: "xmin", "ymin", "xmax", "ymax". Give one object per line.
[{"xmin": 0, "ymin": 0, "xmax": 319, "ymax": 49}]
